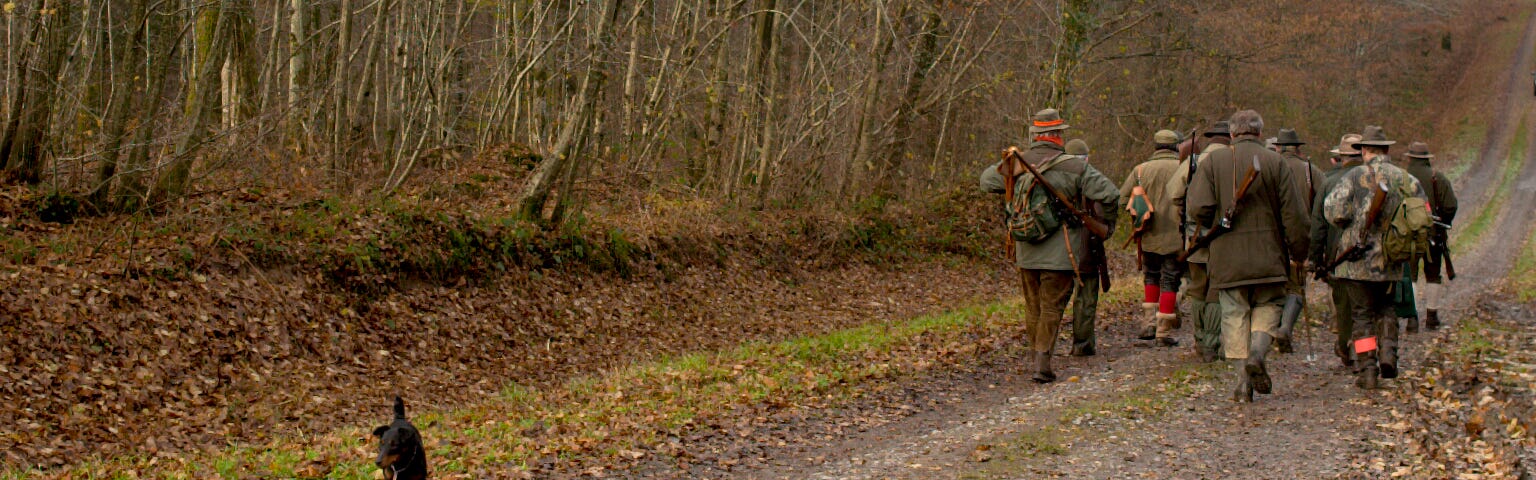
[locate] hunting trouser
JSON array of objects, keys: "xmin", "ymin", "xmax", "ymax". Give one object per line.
[
  {"xmin": 1070, "ymin": 274, "xmax": 1099, "ymax": 354},
  {"xmin": 1188, "ymin": 262, "xmax": 1222, "ymax": 354},
  {"xmin": 1022, "ymin": 269, "xmax": 1075, "ymax": 354},
  {"xmin": 1217, "ymin": 283, "xmax": 1286, "ymax": 360}
]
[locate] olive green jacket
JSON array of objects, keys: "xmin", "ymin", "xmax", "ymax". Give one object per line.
[
  {"xmin": 1120, "ymin": 150, "xmax": 1184, "ymax": 255},
  {"xmin": 1187, "ymin": 136, "xmax": 1310, "ymax": 289},
  {"xmin": 1403, "ymin": 157, "xmax": 1458, "ymax": 235},
  {"xmin": 980, "ymin": 141, "xmax": 1121, "ymax": 271}
]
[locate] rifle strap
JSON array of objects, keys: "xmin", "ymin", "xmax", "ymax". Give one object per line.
[{"xmin": 1063, "ymin": 225, "xmax": 1084, "ymax": 287}]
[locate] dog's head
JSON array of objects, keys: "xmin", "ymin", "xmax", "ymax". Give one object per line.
[{"xmin": 372, "ymin": 396, "xmax": 421, "ymax": 475}]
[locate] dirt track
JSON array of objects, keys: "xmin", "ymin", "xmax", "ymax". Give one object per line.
[{"xmin": 683, "ymin": 7, "xmax": 1536, "ymax": 480}]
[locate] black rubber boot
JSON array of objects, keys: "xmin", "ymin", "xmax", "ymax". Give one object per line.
[
  {"xmin": 1198, "ymin": 344, "xmax": 1221, "ymax": 363},
  {"xmin": 1246, "ymin": 332, "xmax": 1273, "ymax": 395},
  {"xmin": 1032, "ymin": 352, "xmax": 1056, "ymax": 384},
  {"xmin": 1426, "ymin": 310, "xmax": 1441, "ymax": 330},
  {"xmin": 1232, "ymin": 361, "xmax": 1253, "ymax": 403}
]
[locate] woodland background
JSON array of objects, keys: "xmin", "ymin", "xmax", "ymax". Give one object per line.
[
  {"xmin": 0, "ymin": 0, "xmax": 1507, "ymax": 473},
  {"xmin": 0, "ymin": 0, "xmax": 1477, "ymax": 223}
]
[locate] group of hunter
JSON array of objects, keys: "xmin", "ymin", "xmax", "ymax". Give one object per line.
[{"xmin": 981, "ymin": 109, "xmax": 1458, "ymax": 401}]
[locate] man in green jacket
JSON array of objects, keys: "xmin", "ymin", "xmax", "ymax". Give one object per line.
[
  {"xmin": 1121, "ymin": 130, "xmax": 1187, "ymax": 347},
  {"xmin": 1399, "ymin": 142, "xmax": 1458, "ymax": 331},
  {"xmin": 1169, "ymin": 122, "xmax": 1232, "ymax": 362},
  {"xmin": 1188, "ymin": 110, "xmax": 1310, "ymax": 402},
  {"xmin": 1322, "ymin": 126, "xmax": 1427, "ymax": 389},
  {"xmin": 980, "ymin": 109, "xmax": 1121, "ymax": 383},
  {"xmin": 1311, "ymin": 134, "xmax": 1365, "ymax": 368},
  {"xmin": 1274, "ymin": 128, "xmax": 1326, "ymax": 352}
]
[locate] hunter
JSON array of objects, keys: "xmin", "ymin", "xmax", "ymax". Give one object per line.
[
  {"xmin": 1310, "ymin": 134, "xmax": 1366, "ymax": 368},
  {"xmin": 1121, "ymin": 130, "xmax": 1187, "ymax": 347},
  {"xmin": 1400, "ymin": 142, "xmax": 1458, "ymax": 331},
  {"xmin": 1275, "ymin": 128, "xmax": 1326, "ymax": 352},
  {"xmin": 1321, "ymin": 126, "xmax": 1427, "ymax": 389},
  {"xmin": 1188, "ymin": 110, "xmax": 1309, "ymax": 402},
  {"xmin": 1066, "ymin": 138, "xmax": 1110, "ymax": 357},
  {"xmin": 1169, "ymin": 121, "xmax": 1233, "ymax": 362},
  {"xmin": 979, "ymin": 109, "xmax": 1120, "ymax": 383}
]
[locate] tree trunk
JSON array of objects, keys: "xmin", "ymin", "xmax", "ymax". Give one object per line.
[
  {"xmin": 882, "ymin": 4, "xmax": 942, "ymax": 198},
  {"xmin": 749, "ymin": 0, "xmax": 779, "ymax": 208},
  {"xmin": 148, "ymin": 0, "xmax": 233, "ymax": 208},
  {"xmin": 839, "ymin": 3, "xmax": 896, "ymax": 202},
  {"xmin": 515, "ymin": 0, "xmax": 623, "ymax": 225},
  {"xmin": 288, "ymin": 0, "xmax": 309, "ymax": 142},
  {"xmin": 90, "ymin": 0, "xmax": 151, "ymax": 206},
  {"xmin": 1, "ymin": 0, "xmax": 79, "ymax": 184}
]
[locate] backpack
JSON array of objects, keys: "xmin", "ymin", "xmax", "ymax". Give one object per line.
[
  {"xmin": 1007, "ymin": 154, "xmax": 1083, "ymax": 244},
  {"xmin": 1125, "ymin": 166, "xmax": 1154, "ymax": 236},
  {"xmin": 1382, "ymin": 195, "xmax": 1432, "ymax": 264}
]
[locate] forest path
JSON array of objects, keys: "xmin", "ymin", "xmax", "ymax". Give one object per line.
[{"xmin": 705, "ymin": 8, "xmax": 1536, "ymax": 480}]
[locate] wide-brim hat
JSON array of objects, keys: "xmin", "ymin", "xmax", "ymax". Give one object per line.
[
  {"xmin": 1351, "ymin": 125, "xmax": 1397, "ymax": 148},
  {"xmin": 1275, "ymin": 128, "xmax": 1305, "ymax": 146},
  {"xmin": 1202, "ymin": 121, "xmax": 1232, "ymax": 137},
  {"xmin": 1028, "ymin": 108, "xmax": 1071, "ymax": 133},
  {"xmin": 1331, "ymin": 134, "xmax": 1363, "ymax": 155},
  {"xmin": 1405, "ymin": 141, "xmax": 1434, "ymax": 159}
]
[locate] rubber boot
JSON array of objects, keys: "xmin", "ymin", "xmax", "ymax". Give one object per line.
[
  {"xmin": 1138, "ymin": 303, "xmax": 1158, "ymax": 341},
  {"xmin": 1404, "ymin": 315, "xmax": 1419, "ymax": 334},
  {"xmin": 1356, "ymin": 353, "xmax": 1379, "ymax": 389},
  {"xmin": 1379, "ymin": 336, "xmax": 1399, "ymax": 380},
  {"xmin": 1426, "ymin": 310, "xmax": 1440, "ymax": 331},
  {"xmin": 1232, "ymin": 361, "xmax": 1253, "ymax": 403},
  {"xmin": 1424, "ymin": 283, "xmax": 1443, "ymax": 330},
  {"xmin": 1032, "ymin": 352, "xmax": 1056, "ymax": 384},
  {"xmin": 1246, "ymin": 332, "xmax": 1273, "ymax": 395}
]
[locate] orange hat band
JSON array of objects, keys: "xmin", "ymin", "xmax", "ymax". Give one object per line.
[{"xmin": 1033, "ymin": 119, "xmax": 1065, "ymax": 127}]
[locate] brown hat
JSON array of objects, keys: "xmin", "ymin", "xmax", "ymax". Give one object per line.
[
  {"xmin": 1330, "ymin": 134, "xmax": 1363, "ymax": 155},
  {"xmin": 1028, "ymin": 108, "xmax": 1071, "ymax": 134},
  {"xmin": 1351, "ymin": 125, "xmax": 1396, "ymax": 148},
  {"xmin": 1405, "ymin": 141, "xmax": 1434, "ymax": 159},
  {"xmin": 1275, "ymin": 128, "xmax": 1305, "ymax": 146},
  {"xmin": 1202, "ymin": 121, "xmax": 1232, "ymax": 137},
  {"xmin": 1066, "ymin": 139, "xmax": 1091, "ymax": 155}
]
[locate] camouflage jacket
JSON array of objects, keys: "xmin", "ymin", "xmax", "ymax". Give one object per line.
[
  {"xmin": 1322, "ymin": 155, "xmax": 1426, "ymax": 282},
  {"xmin": 1308, "ymin": 159, "xmax": 1363, "ymax": 267}
]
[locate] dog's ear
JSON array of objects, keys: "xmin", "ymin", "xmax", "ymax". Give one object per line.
[
  {"xmin": 373, "ymin": 425, "xmax": 390, "ymax": 438},
  {"xmin": 393, "ymin": 396, "xmax": 406, "ymax": 419}
]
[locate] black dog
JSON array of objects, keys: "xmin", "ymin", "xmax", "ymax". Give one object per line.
[{"xmin": 372, "ymin": 396, "xmax": 428, "ymax": 480}]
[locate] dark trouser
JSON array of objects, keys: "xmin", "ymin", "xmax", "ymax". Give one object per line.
[
  {"xmin": 1338, "ymin": 280, "xmax": 1398, "ymax": 369},
  {"xmin": 1070, "ymin": 273, "xmax": 1099, "ymax": 354},
  {"xmin": 1326, "ymin": 278, "xmax": 1356, "ymax": 364},
  {"xmin": 1023, "ymin": 269, "xmax": 1076, "ymax": 354},
  {"xmin": 1141, "ymin": 251, "xmax": 1184, "ymax": 293},
  {"xmin": 1188, "ymin": 262, "xmax": 1222, "ymax": 353}
]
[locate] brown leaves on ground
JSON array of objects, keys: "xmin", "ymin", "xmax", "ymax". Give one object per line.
[
  {"xmin": 1384, "ymin": 297, "xmax": 1536, "ymax": 479},
  {"xmin": 0, "ymin": 178, "xmax": 1028, "ymax": 473}
]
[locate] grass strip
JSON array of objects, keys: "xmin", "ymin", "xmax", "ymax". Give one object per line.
[
  {"xmin": 8, "ymin": 299, "xmax": 1041, "ymax": 479},
  {"xmin": 1505, "ymin": 224, "xmax": 1536, "ymax": 302},
  {"xmin": 1454, "ymin": 114, "xmax": 1529, "ymax": 252}
]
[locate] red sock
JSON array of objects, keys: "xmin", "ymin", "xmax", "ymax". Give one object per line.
[
  {"xmin": 1143, "ymin": 284, "xmax": 1159, "ymax": 304},
  {"xmin": 1158, "ymin": 291, "xmax": 1178, "ymax": 315}
]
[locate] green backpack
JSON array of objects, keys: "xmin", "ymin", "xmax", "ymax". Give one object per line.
[
  {"xmin": 1383, "ymin": 195, "xmax": 1432, "ymax": 264},
  {"xmin": 1007, "ymin": 154, "xmax": 1082, "ymax": 244}
]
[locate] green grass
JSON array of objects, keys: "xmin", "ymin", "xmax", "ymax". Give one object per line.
[
  {"xmin": 9, "ymin": 300, "xmax": 1030, "ymax": 479},
  {"xmin": 1454, "ymin": 115, "xmax": 1528, "ymax": 252},
  {"xmin": 1507, "ymin": 225, "xmax": 1536, "ymax": 302}
]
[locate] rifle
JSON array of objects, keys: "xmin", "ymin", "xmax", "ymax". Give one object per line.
[
  {"xmin": 1177, "ymin": 127, "xmax": 1201, "ymax": 255},
  {"xmin": 1323, "ymin": 178, "xmax": 1391, "ymax": 275},
  {"xmin": 1000, "ymin": 149, "xmax": 1019, "ymax": 260},
  {"xmin": 1005, "ymin": 147, "xmax": 1110, "ymax": 239},
  {"xmin": 1432, "ymin": 221, "xmax": 1457, "ymax": 281},
  {"xmin": 1086, "ymin": 201, "xmax": 1112, "ymax": 293},
  {"xmin": 1176, "ymin": 154, "xmax": 1262, "ymax": 262}
]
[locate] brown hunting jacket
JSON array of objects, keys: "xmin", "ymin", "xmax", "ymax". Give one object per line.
[
  {"xmin": 1119, "ymin": 149, "xmax": 1184, "ymax": 256},
  {"xmin": 1187, "ymin": 136, "xmax": 1310, "ymax": 289}
]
